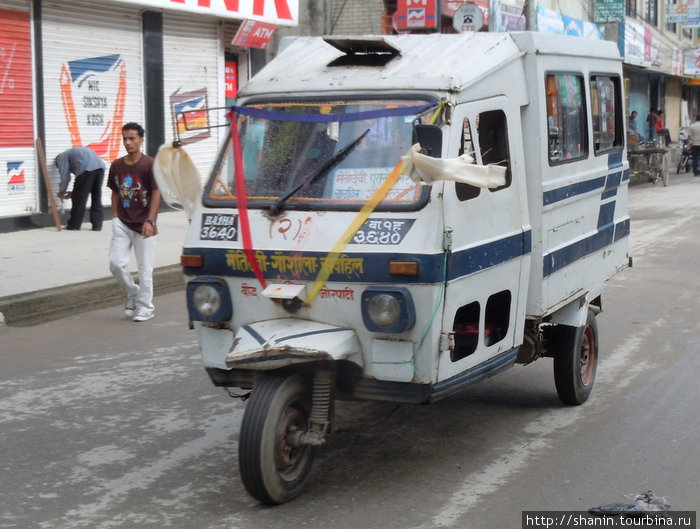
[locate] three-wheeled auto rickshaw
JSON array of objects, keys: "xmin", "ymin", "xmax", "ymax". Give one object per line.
[{"xmin": 180, "ymin": 32, "xmax": 630, "ymax": 504}]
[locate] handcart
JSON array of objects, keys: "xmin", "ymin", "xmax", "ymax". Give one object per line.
[{"xmin": 628, "ymin": 143, "xmax": 669, "ymax": 186}]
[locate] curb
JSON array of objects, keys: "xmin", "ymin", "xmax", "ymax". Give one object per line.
[{"xmin": 0, "ymin": 264, "xmax": 186, "ymax": 327}]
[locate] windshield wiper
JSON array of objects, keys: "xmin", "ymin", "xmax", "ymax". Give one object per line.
[{"xmin": 268, "ymin": 128, "xmax": 370, "ymax": 216}]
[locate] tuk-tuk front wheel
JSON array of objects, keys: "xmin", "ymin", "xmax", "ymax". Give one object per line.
[
  {"xmin": 553, "ymin": 309, "xmax": 598, "ymax": 405},
  {"xmin": 239, "ymin": 373, "xmax": 315, "ymax": 505}
]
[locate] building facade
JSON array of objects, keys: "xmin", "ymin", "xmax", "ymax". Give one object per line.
[
  {"xmin": 376, "ymin": 0, "xmax": 700, "ymax": 141},
  {"xmin": 0, "ymin": 0, "xmax": 300, "ymax": 225},
  {"xmin": 2, "ymin": 0, "xmax": 699, "ymax": 227}
]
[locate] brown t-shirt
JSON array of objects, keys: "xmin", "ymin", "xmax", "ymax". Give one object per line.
[{"xmin": 107, "ymin": 155, "xmax": 158, "ymax": 233}]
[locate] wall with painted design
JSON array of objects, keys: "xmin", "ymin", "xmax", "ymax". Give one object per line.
[
  {"xmin": 0, "ymin": 5, "xmax": 37, "ymax": 217},
  {"xmin": 41, "ymin": 0, "xmax": 145, "ymax": 207}
]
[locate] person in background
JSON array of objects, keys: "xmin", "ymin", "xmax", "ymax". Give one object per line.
[
  {"xmin": 689, "ymin": 114, "xmax": 700, "ymax": 176},
  {"xmin": 646, "ymin": 110, "xmax": 658, "ymax": 144},
  {"xmin": 656, "ymin": 109, "xmax": 671, "ymax": 147},
  {"xmin": 55, "ymin": 146, "xmax": 105, "ymax": 231},
  {"xmin": 107, "ymin": 122, "xmax": 161, "ymax": 322},
  {"xmin": 628, "ymin": 111, "xmax": 643, "ymax": 143}
]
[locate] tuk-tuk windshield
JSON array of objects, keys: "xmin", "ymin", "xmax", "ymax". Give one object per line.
[{"xmin": 204, "ymin": 100, "xmax": 435, "ymax": 211}]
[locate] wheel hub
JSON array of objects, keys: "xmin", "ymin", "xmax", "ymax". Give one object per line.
[{"xmin": 276, "ymin": 407, "xmax": 307, "ymax": 472}]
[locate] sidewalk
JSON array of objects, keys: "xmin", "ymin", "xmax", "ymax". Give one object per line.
[{"xmin": 0, "ymin": 210, "xmax": 191, "ymax": 326}]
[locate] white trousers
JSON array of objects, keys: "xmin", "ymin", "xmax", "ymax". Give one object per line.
[{"xmin": 109, "ymin": 217, "xmax": 157, "ymax": 311}]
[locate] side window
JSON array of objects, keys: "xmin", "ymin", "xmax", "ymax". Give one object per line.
[
  {"xmin": 546, "ymin": 73, "xmax": 588, "ymax": 164},
  {"xmin": 455, "ymin": 110, "xmax": 512, "ymax": 201},
  {"xmin": 590, "ymin": 75, "xmax": 622, "ymax": 153},
  {"xmin": 456, "ymin": 118, "xmax": 480, "ymax": 201},
  {"xmin": 452, "ymin": 301, "xmax": 480, "ymax": 361},
  {"xmin": 477, "ymin": 110, "xmax": 511, "ymax": 191}
]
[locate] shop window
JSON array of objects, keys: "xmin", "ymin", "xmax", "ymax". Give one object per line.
[
  {"xmin": 590, "ymin": 75, "xmax": 623, "ymax": 153},
  {"xmin": 546, "ymin": 73, "xmax": 588, "ymax": 164},
  {"xmin": 452, "ymin": 301, "xmax": 480, "ymax": 361},
  {"xmin": 626, "ymin": 0, "xmax": 636, "ymax": 17},
  {"xmin": 484, "ymin": 290, "xmax": 511, "ymax": 347},
  {"xmin": 646, "ymin": 0, "xmax": 658, "ymax": 26},
  {"xmin": 665, "ymin": 0, "xmax": 677, "ymax": 33}
]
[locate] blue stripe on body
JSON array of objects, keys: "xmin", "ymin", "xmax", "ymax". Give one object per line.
[
  {"xmin": 277, "ymin": 327, "xmax": 352, "ymax": 343},
  {"xmin": 243, "ymin": 325, "xmax": 266, "ymax": 345},
  {"xmin": 446, "ymin": 231, "xmax": 531, "ymax": 281},
  {"xmin": 184, "ymin": 230, "xmax": 532, "ymax": 285},
  {"xmin": 542, "ymin": 152, "xmax": 629, "ymax": 277},
  {"xmin": 543, "ymin": 176, "xmax": 606, "ymax": 206}
]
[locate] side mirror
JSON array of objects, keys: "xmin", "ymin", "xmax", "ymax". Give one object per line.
[{"xmin": 413, "ymin": 124, "xmax": 442, "ymax": 158}]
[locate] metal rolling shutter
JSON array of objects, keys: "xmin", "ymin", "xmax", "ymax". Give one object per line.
[
  {"xmin": 0, "ymin": 0, "xmax": 36, "ymax": 218},
  {"xmin": 162, "ymin": 13, "xmax": 222, "ymax": 186},
  {"xmin": 41, "ymin": 0, "xmax": 143, "ymax": 204}
]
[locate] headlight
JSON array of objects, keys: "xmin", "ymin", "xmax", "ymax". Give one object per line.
[
  {"xmin": 187, "ymin": 279, "xmax": 232, "ymax": 322},
  {"xmin": 193, "ymin": 284, "xmax": 221, "ymax": 316},
  {"xmin": 361, "ymin": 287, "xmax": 415, "ymax": 333},
  {"xmin": 368, "ymin": 294, "xmax": 400, "ymax": 327}
]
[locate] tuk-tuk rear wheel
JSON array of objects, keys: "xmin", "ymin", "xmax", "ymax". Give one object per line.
[
  {"xmin": 239, "ymin": 373, "xmax": 315, "ymax": 505},
  {"xmin": 553, "ymin": 309, "xmax": 598, "ymax": 405}
]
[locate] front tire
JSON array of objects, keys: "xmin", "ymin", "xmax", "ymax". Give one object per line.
[
  {"xmin": 553, "ymin": 309, "xmax": 599, "ymax": 405},
  {"xmin": 239, "ymin": 373, "xmax": 315, "ymax": 505}
]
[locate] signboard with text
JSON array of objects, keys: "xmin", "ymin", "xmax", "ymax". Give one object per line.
[
  {"xmin": 594, "ymin": 0, "xmax": 625, "ymax": 23},
  {"xmin": 444, "ymin": 0, "xmax": 489, "ymax": 24},
  {"xmin": 110, "ymin": 0, "xmax": 298, "ymax": 25},
  {"xmin": 453, "ymin": 2, "xmax": 484, "ymax": 31},
  {"xmin": 232, "ymin": 19, "xmax": 277, "ymax": 49},
  {"xmin": 394, "ymin": 0, "xmax": 438, "ymax": 30},
  {"xmin": 225, "ymin": 59, "xmax": 238, "ymax": 99}
]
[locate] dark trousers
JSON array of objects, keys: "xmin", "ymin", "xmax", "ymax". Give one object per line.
[
  {"xmin": 692, "ymin": 146, "xmax": 700, "ymax": 176},
  {"xmin": 68, "ymin": 168, "xmax": 104, "ymax": 230}
]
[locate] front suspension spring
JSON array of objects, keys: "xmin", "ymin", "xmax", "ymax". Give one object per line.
[{"xmin": 310, "ymin": 369, "xmax": 333, "ymax": 431}]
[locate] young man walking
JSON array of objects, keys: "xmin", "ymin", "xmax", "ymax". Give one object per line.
[{"xmin": 108, "ymin": 122, "xmax": 161, "ymax": 322}]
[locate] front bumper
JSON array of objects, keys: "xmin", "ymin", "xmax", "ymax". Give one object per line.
[{"xmin": 225, "ymin": 318, "xmax": 363, "ymax": 370}]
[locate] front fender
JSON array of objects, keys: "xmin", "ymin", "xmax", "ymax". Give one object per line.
[{"xmin": 226, "ymin": 319, "xmax": 363, "ymax": 370}]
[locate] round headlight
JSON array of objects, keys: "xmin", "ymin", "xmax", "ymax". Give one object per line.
[
  {"xmin": 367, "ymin": 293, "xmax": 401, "ymax": 327},
  {"xmin": 193, "ymin": 284, "xmax": 221, "ymax": 317}
]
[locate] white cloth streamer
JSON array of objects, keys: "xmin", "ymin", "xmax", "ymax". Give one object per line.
[
  {"xmin": 153, "ymin": 143, "xmax": 203, "ymax": 219},
  {"xmin": 401, "ymin": 143, "xmax": 506, "ymax": 188}
]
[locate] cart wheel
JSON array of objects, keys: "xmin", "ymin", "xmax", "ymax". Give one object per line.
[
  {"xmin": 239, "ymin": 373, "xmax": 315, "ymax": 505},
  {"xmin": 553, "ymin": 309, "xmax": 598, "ymax": 405}
]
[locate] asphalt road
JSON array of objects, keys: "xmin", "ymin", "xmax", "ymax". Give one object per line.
[{"xmin": 1, "ymin": 174, "xmax": 699, "ymax": 529}]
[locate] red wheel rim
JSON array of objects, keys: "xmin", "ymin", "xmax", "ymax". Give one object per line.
[
  {"xmin": 275, "ymin": 403, "xmax": 308, "ymax": 478},
  {"xmin": 579, "ymin": 325, "xmax": 597, "ymax": 386}
]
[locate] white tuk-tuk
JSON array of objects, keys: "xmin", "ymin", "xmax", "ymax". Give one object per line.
[{"xmin": 180, "ymin": 32, "xmax": 630, "ymax": 504}]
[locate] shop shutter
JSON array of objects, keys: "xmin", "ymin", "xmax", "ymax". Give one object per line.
[
  {"xmin": 0, "ymin": 1, "xmax": 36, "ymax": 218},
  {"xmin": 162, "ymin": 13, "xmax": 222, "ymax": 187},
  {"xmin": 41, "ymin": 0, "xmax": 143, "ymax": 204}
]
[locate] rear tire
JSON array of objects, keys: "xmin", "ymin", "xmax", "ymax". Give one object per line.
[
  {"xmin": 553, "ymin": 309, "xmax": 598, "ymax": 405},
  {"xmin": 239, "ymin": 373, "xmax": 315, "ymax": 505}
]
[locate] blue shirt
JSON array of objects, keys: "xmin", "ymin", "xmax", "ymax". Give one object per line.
[{"xmin": 55, "ymin": 147, "xmax": 106, "ymax": 194}]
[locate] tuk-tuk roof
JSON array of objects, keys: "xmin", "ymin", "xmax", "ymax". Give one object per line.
[{"xmin": 238, "ymin": 32, "xmax": 621, "ymax": 98}]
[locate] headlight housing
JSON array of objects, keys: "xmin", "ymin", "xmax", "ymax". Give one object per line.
[
  {"xmin": 361, "ymin": 287, "xmax": 415, "ymax": 333},
  {"xmin": 186, "ymin": 279, "xmax": 232, "ymax": 322}
]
